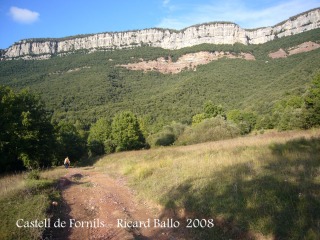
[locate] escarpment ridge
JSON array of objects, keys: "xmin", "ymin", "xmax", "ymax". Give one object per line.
[{"xmin": 1, "ymin": 8, "xmax": 320, "ymax": 60}]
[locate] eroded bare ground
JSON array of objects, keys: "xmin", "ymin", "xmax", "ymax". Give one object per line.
[
  {"xmin": 119, "ymin": 40, "xmax": 320, "ymax": 73},
  {"xmin": 50, "ymin": 168, "xmax": 187, "ymax": 240},
  {"xmin": 119, "ymin": 51, "xmax": 255, "ymax": 74},
  {"xmin": 268, "ymin": 41, "xmax": 320, "ymax": 58}
]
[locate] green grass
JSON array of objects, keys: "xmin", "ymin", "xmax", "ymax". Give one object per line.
[
  {"xmin": 0, "ymin": 168, "xmax": 65, "ymax": 240},
  {"xmin": 1, "ymin": 130, "xmax": 319, "ymax": 239},
  {"xmin": 95, "ymin": 129, "xmax": 320, "ymax": 239}
]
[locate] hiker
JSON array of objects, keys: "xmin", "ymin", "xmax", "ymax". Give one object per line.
[{"xmin": 64, "ymin": 157, "xmax": 70, "ymax": 169}]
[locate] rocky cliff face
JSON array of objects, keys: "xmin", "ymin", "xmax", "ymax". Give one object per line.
[{"xmin": 1, "ymin": 8, "xmax": 320, "ymax": 60}]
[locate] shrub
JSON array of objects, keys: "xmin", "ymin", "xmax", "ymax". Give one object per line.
[
  {"xmin": 227, "ymin": 109, "xmax": 257, "ymax": 135},
  {"xmin": 153, "ymin": 132, "xmax": 176, "ymax": 146},
  {"xmin": 176, "ymin": 116, "xmax": 240, "ymax": 145},
  {"xmin": 255, "ymin": 115, "xmax": 274, "ymax": 130},
  {"xmin": 26, "ymin": 169, "xmax": 41, "ymax": 180},
  {"xmin": 148, "ymin": 122, "xmax": 186, "ymax": 147},
  {"xmin": 192, "ymin": 113, "xmax": 206, "ymax": 125},
  {"xmin": 304, "ymin": 73, "xmax": 320, "ymax": 127},
  {"xmin": 277, "ymin": 107, "xmax": 307, "ymax": 130},
  {"xmin": 88, "ymin": 140, "xmax": 105, "ymax": 157},
  {"xmin": 104, "ymin": 139, "xmax": 116, "ymax": 154}
]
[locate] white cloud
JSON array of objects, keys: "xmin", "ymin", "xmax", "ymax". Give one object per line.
[
  {"xmin": 9, "ymin": 6, "xmax": 39, "ymax": 24},
  {"xmin": 157, "ymin": 0, "xmax": 320, "ymax": 30},
  {"xmin": 163, "ymin": 0, "xmax": 170, "ymax": 6}
]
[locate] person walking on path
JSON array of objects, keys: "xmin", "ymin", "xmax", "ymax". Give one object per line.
[{"xmin": 64, "ymin": 157, "xmax": 70, "ymax": 169}]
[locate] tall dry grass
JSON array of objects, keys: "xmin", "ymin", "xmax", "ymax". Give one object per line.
[
  {"xmin": 95, "ymin": 129, "xmax": 320, "ymax": 239},
  {"xmin": 0, "ymin": 167, "xmax": 66, "ymax": 240},
  {"xmin": 0, "ymin": 172, "xmax": 26, "ymax": 197}
]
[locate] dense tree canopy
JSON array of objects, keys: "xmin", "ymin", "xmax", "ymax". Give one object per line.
[
  {"xmin": 203, "ymin": 101, "xmax": 225, "ymax": 119},
  {"xmin": 305, "ymin": 74, "xmax": 320, "ymax": 127},
  {"xmin": 192, "ymin": 101, "xmax": 226, "ymax": 125},
  {"xmin": 87, "ymin": 118, "xmax": 113, "ymax": 156},
  {"xmin": 1, "ymin": 29, "xmax": 319, "ymax": 128},
  {"xmin": 55, "ymin": 121, "xmax": 87, "ymax": 164},
  {"xmin": 111, "ymin": 111, "xmax": 146, "ymax": 152},
  {"xmin": 0, "ymin": 86, "xmax": 56, "ymax": 171},
  {"xmin": 227, "ymin": 110, "xmax": 257, "ymax": 134}
]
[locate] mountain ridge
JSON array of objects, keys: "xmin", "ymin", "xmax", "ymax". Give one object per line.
[
  {"xmin": 1, "ymin": 27, "xmax": 320, "ymax": 126},
  {"xmin": 1, "ymin": 7, "xmax": 320, "ymax": 60}
]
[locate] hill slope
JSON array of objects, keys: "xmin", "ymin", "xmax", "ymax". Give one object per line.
[
  {"xmin": 94, "ymin": 129, "xmax": 320, "ymax": 239},
  {"xmin": 0, "ymin": 28, "xmax": 320, "ymax": 129}
]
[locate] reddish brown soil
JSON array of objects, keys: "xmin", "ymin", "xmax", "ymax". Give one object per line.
[
  {"xmin": 288, "ymin": 41, "xmax": 320, "ymax": 55},
  {"xmin": 268, "ymin": 41, "xmax": 320, "ymax": 59},
  {"xmin": 50, "ymin": 168, "xmax": 186, "ymax": 240},
  {"xmin": 119, "ymin": 51, "xmax": 255, "ymax": 74},
  {"xmin": 268, "ymin": 48, "xmax": 287, "ymax": 59}
]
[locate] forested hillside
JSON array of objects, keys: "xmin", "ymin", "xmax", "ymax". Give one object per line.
[{"xmin": 1, "ymin": 29, "xmax": 319, "ymax": 129}]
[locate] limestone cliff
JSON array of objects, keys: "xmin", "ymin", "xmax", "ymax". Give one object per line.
[{"xmin": 1, "ymin": 8, "xmax": 319, "ymax": 60}]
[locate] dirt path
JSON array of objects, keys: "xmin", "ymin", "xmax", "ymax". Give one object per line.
[{"xmin": 50, "ymin": 167, "xmax": 184, "ymax": 240}]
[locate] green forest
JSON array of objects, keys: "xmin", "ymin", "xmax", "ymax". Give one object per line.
[{"xmin": 1, "ymin": 28, "xmax": 320, "ymax": 172}]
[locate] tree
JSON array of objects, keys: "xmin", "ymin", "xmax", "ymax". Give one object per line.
[
  {"xmin": 87, "ymin": 117, "xmax": 113, "ymax": 156},
  {"xmin": 277, "ymin": 107, "xmax": 306, "ymax": 131},
  {"xmin": 17, "ymin": 90, "xmax": 56, "ymax": 169},
  {"xmin": 255, "ymin": 115, "xmax": 274, "ymax": 130},
  {"xmin": 111, "ymin": 111, "xmax": 145, "ymax": 152},
  {"xmin": 227, "ymin": 109, "xmax": 257, "ymax": 134},
  {"xmin": 0, "ymin": 86, "xmax": 24, "ymax": 171},
  {"xmin": 271, "ymin": 95, "xmax": 306, "ymax": 130},
  {"xmin": 304, "ymin": 74, "xmax": 320, "ymax": 127},
  {"xmin": 192, "ymin": 113, "xmax": 206, "ymax": 125},
  {"xmin": 0, "ymin": 86, "xmax": 56, "ymax": 171},
  {"xmin": 204, "ymin": 101, "xmax": 225, "ymax": 119},
  {"xmin": 55, "ymin": 121, "xmax": 87, "ymax": 164},
  {"xmin": 192, "ymin": 101, "xmax": 225, "ymax": 126}
]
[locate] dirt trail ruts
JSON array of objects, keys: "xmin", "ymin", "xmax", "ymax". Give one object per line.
[{"xmin": 51, "ymin": 167, "xmax": 184, "ymax": 240}]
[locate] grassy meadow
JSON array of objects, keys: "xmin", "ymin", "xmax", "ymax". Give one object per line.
[
  {"xmin": 0, "ymin": 168, "xmax": 66, "ymax": 240},
  {"xmin": 1, "ymin": 129, "xmax": 320, "ymax": 239},
  {"xmin": 95, "ymin": 129, "xmax": 320, "ymax": 239}
]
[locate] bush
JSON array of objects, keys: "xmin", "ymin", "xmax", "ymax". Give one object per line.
[
  {"xmin": 26, "ymin": 169, "xmax": 41, "ymax": 180},
  {"xmin": 304, "ymin": 73, "xmax": 320, "ymax": 127},
  {"xmin": 147, "ymin": 122, "xmax": 186, "ymax": 147},
  {"xmin": 255, "ymin": 115, "xmax": 274, "ymax": 130},
  {"xmin": 277, "ymin": 107, "xmax": 307, "ymax": 130},
  {"xmin": 227, "ymin": 109, "xmax": 257, "ymax": 135},
  {"xmin": 150, "ymin": 131, "xmax": 176, "ymax": 146},
  {"xmin": 88, "ymin": 140, "xmax": 105, "ymax": 157},
  {"xmin": 192, "ymin": 113, "xmax": 207, "ymax": 125},
  {"xmin": 176, "ymin": 116, "xmax": 240, "ymax": 145},
  {"xmin": 104, "ymin": 139, "xmax": 116, "ymax": 154}
]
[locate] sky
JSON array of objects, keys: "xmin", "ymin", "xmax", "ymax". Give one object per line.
[{"xmin": 0, "ymin": 0, "xmax": 319, "ymax": 49}]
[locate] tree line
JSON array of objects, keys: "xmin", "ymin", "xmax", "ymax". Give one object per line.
[
  {"xmin": 1, "ymin": 73, "xmax": 320, "ymax": 173},
  {"xmin": 0, "ymin": 86, "xmax": 146, "ymax": 172}
]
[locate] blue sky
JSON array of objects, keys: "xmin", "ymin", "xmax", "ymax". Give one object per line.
[{"xmin": 1, "ymin": 0, "xmax": 319, "ymax": 49}]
